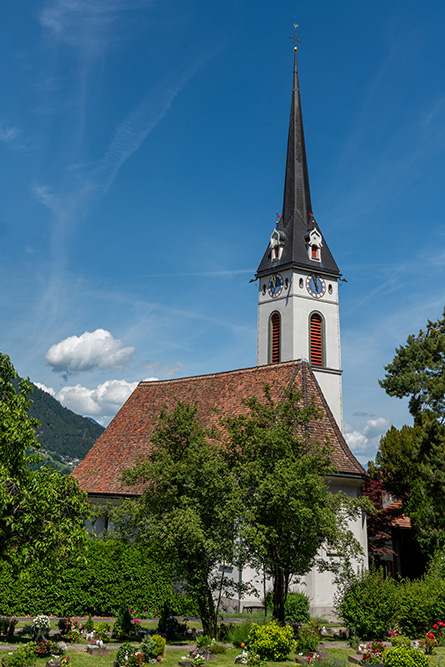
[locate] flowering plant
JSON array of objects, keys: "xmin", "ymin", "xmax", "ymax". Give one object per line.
[
  {"xmin": 59, "ymin": 657, "xmax": 70, "ymax": 667},
  {"xmin": 431, "ymin": 622, "xmax": 445, "ymax": 646},
  {"xmin": 307, "ymin": 654, "xmax": 323, "ymax": 664},
  {"xmin": 34, "ymin": 639, "xmax": 54, "ymax": 656},
  {"xmin": 182, "ymin": 648, "xmax": 209, "ymax": 666},
  {"xmin": 32, "ymin": 615, "xmax": 51, "ymax": 636},
  {"xmin": 419, "ymin": 632, "xmax": 437, "ymax": 655},
  {"xmin": 361, "ymin": 642, "xmax": 386, "ymax": 664},
  {"xmin": 124, "ymin": 651, "xmax": 146, "ymax": 667}
]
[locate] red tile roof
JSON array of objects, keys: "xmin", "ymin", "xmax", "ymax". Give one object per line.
[{"xmin": 72, "ymin": 360, "xmax": 366, "ymax": 496}]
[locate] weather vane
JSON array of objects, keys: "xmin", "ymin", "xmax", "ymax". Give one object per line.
[{"xmin": 290, "ymin": 23, "xmax": 301, "ymax": 50}]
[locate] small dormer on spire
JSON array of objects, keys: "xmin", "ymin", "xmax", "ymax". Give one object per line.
[
  {"xmin": 270, "ymin": 214, "xmax": 287, "ymax": 261},
  {"xmin": 306, "ymin": 213, "xmax": 322, "ymax": 262}
]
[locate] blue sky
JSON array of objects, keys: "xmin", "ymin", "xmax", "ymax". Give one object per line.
[{"xmin": 1, "ymin": 0, "xmax": 444, "ymax": 465}]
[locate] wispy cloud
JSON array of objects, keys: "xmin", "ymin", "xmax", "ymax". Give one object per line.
[{"xmin": 39, "ymin": 0, "xmax": 147, "ymax": 51}]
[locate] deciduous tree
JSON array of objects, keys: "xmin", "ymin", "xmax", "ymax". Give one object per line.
[
  {"xmin": 116, "ymin": 400, "xmax": 243, "ymax": 637},
  {"xmin": 223, "ymin": 385, "xmax": 365, "ymax": 624},
  {"xmin": 0, "ymin": 352, "xmax": 90, "ymax": 565}
]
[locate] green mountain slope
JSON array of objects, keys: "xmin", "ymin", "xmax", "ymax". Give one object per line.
[{"xmin": 28, "ymin": 383, "xmax": 104, "ymax": 461}]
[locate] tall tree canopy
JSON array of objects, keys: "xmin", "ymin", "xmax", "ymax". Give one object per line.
[
  {"xmin": 0, "ymin": 352, "xmax": 90, "ymax": 565},
  {"xmin": 223, "ymin": 385, "xmax": 365, "ymax": 624},
  {"xmin": 116, "ymin": 387, "xmax": 365, "ymax": 630},
  {"xmin": 379, "ymin": 310, "xmax": 445, "ymax": 420},
  {"xmin": 116, "ymin": 400, "xmax": 243, "ymax": 637},
  {"xmin": 376, "ymin": 311, "xmax": 445, "ymax": 554}
]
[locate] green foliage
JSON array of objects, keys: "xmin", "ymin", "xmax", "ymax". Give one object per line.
[
  {"xmin": 117, "ymin": 602, "xmax": 134, "ymax": 636},
  {"xmin": 337, "ymin": 568, "xmax": 398, "ymax": 640},
  {"xmin": 295, "ymin": 625, "xmax": 320, "ymax": 653},
  {"xmin": 116, "ymin": 400, "xmax": 242, "ymax": 637},
  {"xmin": 95, "ymin": 622, "xmax": 111, "ymax": 641},
  {"xmin": 0, "ymin": 537, "xmax": 173, "ymax": 615},
  {"xmin": 209, "ymin": 642, "xmax": 226, "ymax": 654},
  {"xmin": 248, "ymin": 621, "xmax": 295, "ymax": 661},
  {"xmin": 383, "ymin": 646, "xmax": 429, "ymax": 667},
  {"xmin": 396, "ymin": 577, "xmax": 445, "ymax": 638},
  {"xmin": 223, "ymin": 385, "xmax": 364, "ymax": 624},
  {"xmin": 139, "ymin": 634, "xmax": 166, "ymax": 661},
  {"xmin": 2, "ymin": 643, "xmax": 36, "ymax": 667},
  {"xmin": 84, "ymin": 614, "xmax": 94, "ymax": 633},
  {"xmin": 284, "ymin": 592, "xmax": 310, "ymax": 623},
  {"xmin": 391, "ymin": 636, "xmax": 411, "ymax": 648},
  {"xmin": 116, "ymin": 642, "xmax": 138, "ymax": 667},
  {"xmin": 0, "ymin": 352, "xmax": 90, "ymax": 566},
  {"xmin": 227, "ymin": 620, "xmax": 256, "ymax": 647},
  {"xmin": 28, "ymin": 381, "xmax": 104, "ymax": 461},
  {"xmin": 377, "ymin": 312, "xmax": 445, "ymax": 553}
]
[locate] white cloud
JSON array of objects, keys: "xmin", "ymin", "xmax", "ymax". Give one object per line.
[
  {"xmin": 364, "ymin": 417, "xmax": 391, "ymax": 439},
  {"xmin": 34, "ymin": 382, "xmax": 56, "ymax": 397},
  {"xmin": 46, "ymin": 329, "xmax": 135, "ymax": 375},
  {"xmin": 344, "ymin": 416, "xmax": 391, "ymax": 459},
  {"xmin": 56, "ymin": 378, "xmax": 140, "ymax": 424}
]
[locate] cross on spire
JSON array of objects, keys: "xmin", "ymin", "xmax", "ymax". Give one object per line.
[{"xmin": 290, "ymin": 23, "xmax": 302, "ymax": 50}]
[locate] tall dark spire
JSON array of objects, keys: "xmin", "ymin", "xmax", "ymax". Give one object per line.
[
  {"xmin": 282, "ymin": 47, "xmax": 313, "ymax": 228},
  {"xmin": 256, "ymin": 47, "xmax": 340, "ymax": 279}
]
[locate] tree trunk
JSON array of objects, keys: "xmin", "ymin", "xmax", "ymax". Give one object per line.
[
  {"xmin": 197, "ymin": 580, "xmax": 218, "ymax": 638},
  {"xmin": 272, "ymin": 565, "xmax": 286, "ymax": 625}
]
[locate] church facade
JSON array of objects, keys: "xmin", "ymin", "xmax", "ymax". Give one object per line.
[{"xmin": 72, "ymin": 47, "xmax": 367, "ymax": 619}]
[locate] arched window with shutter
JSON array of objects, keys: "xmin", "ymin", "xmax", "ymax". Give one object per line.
[
  {"xmin": 309, "ymin": 312, "xmax": 324, "ymax": 366},
  {"xmin": 269, "ymin": 312, "xmax": 281, "ymax": 364}
]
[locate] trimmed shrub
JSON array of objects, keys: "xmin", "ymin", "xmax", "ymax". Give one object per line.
[
  {"xmin": 383, "ymin": 646, "xmax": 429, "ymax": 667},
  {"xmin": 0, "ymin": 538, "xmax": 173, "ymax": 616},
  {"xmin": 284, "ymin": 592, "xmax": 310, "ymax": 623},
  {"xmin": 248, "ymin": 621, "xmax": 295, "ymax": 661},
  {"xmin": 337, "ymin": 568, "xmax": 398, "ymax": 640}
]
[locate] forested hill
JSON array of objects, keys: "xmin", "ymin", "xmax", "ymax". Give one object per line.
[{"xmin": 28, "ymin": 383, "xmax": 104, "ymax": 461}]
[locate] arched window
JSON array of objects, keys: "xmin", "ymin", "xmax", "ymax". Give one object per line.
[
  {"xmin": 311, "ymin": 244, "xmax": 318, "ymax": 259},
  {"xmin": 269, "ymin": 312, "xmax": 281, "ymax": 364},
  {"xmin": 309, "ymin": 313, "xmax": 324, "ymax": 366}
]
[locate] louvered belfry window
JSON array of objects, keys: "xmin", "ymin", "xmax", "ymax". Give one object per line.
[
  {"xmin": 270, "ymin": 312, "xmax": 281, "ymax": 364},
  {"xmin": 310, "ymin": 313, "xmax": 323, "ymax": 366}
]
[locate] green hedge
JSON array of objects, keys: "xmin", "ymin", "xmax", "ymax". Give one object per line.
[
  {"xmin": 338, "ymin": 568, "xmax": 445, "ymax": 639},
  {"xmin": 0, "ymin": 538, "xmax": 175, "ymax": 616}
]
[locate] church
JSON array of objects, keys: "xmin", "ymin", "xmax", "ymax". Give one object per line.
[{"xmin": 72, "ymin": 46, "xmax": 368, "ymax": 619}]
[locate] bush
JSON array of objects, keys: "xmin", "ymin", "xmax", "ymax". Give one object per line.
[
  {"xmin": 209, "ymin": 642, "xmax": 226, "ymax": 654},
  {"xmin": 140, "ymin": 634, "xmax": 166, "ymax": 661},
  {"xmin": 248, "ymin": 621, "xmax": 295, "ymax": 661},
  {"xmin": 116, "ymin": 642, "xmax": 138, "ymax": 667},
  {"xmin": 227, "ymin": 620, "xmax": 255, "ymax": 647},
  {"xmin": 295, "ymin": 626, "xmax": 320, "ymax": 653},
  {"xmin": 391, "ymin": 636, "xmax": 411, "ymax": 648},
  {"xmin": 397, "ymin": 577, "xmax": 445, "ymax": 638},
  {"xmin": 284, "ymin": 592, "xmax": 310, "ymax": 624},
  {"xmin": 337, "ymin": 568, "xmax": 398, "ymax": 640},
  {"xmin": 383, "ymin": 646, "xmax": 429, "ymax": 667},
  {"xmin": 2, "ymin": 643, "xmax": 36, "ymax": 667}
]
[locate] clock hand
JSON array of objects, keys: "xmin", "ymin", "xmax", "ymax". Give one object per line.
[
  {"xmin": 271, "ymin": 276, "xmax": 276, "ymax": 289},
  {"xmin": 313, "ymin": 276, "xmax": 319, "ymax": 291}
]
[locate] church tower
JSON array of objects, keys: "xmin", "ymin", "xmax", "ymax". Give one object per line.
[{"xmin": 256, "ymin": 46, "xmax": 343, "ymax": 429}]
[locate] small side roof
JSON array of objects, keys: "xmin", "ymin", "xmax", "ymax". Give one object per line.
[{"xmin": 72, "ymin": 360, "xmax": 365, "ymax": 496}]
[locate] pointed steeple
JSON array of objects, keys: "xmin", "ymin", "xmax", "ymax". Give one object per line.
[
  {"xmin": 282, "ymin": 47, "xmax": 313, "ymax": 228},
  {"xmin": 256, "ymin": 47, "xmax": 340, "ymax": 279}
]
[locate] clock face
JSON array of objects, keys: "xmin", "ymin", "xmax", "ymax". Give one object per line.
[
  {"xmin": 268, "ymin": 274, "xmax": 284, "ymax": 298},
  {"xmin": 306, "ymin": 274, "xmax": 326, "ymax": 298}
]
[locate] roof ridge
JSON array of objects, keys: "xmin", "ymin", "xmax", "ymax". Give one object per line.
[{"xmin": 140, "ymin": 360, "xmax": 305, "ymax": 386}]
